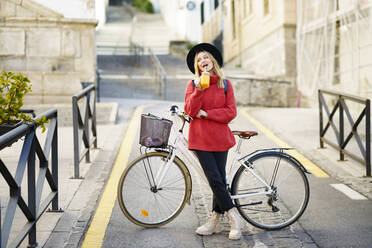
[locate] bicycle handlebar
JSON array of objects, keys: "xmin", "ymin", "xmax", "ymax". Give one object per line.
[{"xmin": 170, "ymin": 105, "xmax": 191, "ymax": 123}]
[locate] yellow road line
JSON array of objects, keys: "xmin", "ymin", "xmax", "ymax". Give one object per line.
[
  {"xmin": 81, "ymin": 105, "xmax": 147, "ymax": 248},
  {"xmin": 240, "ymin": 108, "xmax": 329, "ymax": 178}
]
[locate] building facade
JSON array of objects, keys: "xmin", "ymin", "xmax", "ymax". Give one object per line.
[
  {"xmin": 0, "ymin": 0, "xmax": 97, "ymax": 104},
  {"xmin": 160, "ymin": 0, "xmax": 204, "ymax": 42},
  {"xmin": 222, "ymin": 0, "xmax": 296, "ymax": 78},
  {"xmin": 200, "ymin": 0, "xmax": 297, "ymax": 106},
  {"xmin": 297, "ymin": 0, "xmax": 372, "ymax": 108}
]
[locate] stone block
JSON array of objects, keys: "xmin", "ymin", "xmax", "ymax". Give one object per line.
[
  {"xmin": 27, "ymin": 28, "xmax": 60, "ymax": 57},
  {"xmin": 23, "ymin": 72, "xmax": 43, "ymax": 94},
  {"xmin": 74, "ymin": 27, "xmax": 95, "ymax": 76},
  {"xmin": 1, "ymin": 57, "xmax": 26, "ymax": 71},
  {"xmin": 61, "ymin": 28, "xmax": 80, "ymax": 57},
  {"xmin": 26, "ymin": 57, "xmax": 74, "ymax": 72},
  {"xmin": 44, "ymin": 73, "xmax": 82, "ymax": 96},
  {"xmin": 0, "ymin": 0, "xmax": 17, "ymax": 17},
  {"xmin": 0, "ymin": 28, "xmax": 25, "ymax": 55},
  {"xmin": 16, "ymin": 4, "xmax": 37, "ymax": 17},
  {"xmin": 23, "ymin": 94, "xmax": 43, "ymax": 104}
]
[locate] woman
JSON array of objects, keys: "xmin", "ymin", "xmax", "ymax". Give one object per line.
[{"xmin": 184, "ymin": 43, "xmax": 243, "ymax": 240}]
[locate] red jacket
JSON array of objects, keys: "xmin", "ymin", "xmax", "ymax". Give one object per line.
[{"xmin": 184, "ymin": 74, "xmax": 237, "ymax": 151}]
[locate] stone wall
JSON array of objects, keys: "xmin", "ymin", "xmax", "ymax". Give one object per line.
[
  {"xmin": 230, "ymin": 76, "xmax": 296, "ymax": 107},
  {"xmin": 0, "ymin": 0, "xmax": 97, "ymax": 104}
]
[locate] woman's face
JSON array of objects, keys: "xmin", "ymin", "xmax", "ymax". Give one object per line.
[{"xmin": 196, "ymin": 51, "xmax": 214, "ymax": 73}]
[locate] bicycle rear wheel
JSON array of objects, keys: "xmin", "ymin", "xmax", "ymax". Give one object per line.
[
  {"xmin": 117, "ymin": 151, "xmax": 191, "ymax": 228},
  {"xmin": 231, "ymin": 152, "xmax": 310, "ymax": 230}
]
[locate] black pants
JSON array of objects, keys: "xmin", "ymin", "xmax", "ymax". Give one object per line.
[{"xmin": 194, "ymin": 150, "xmax": 234, "ymax": 213}]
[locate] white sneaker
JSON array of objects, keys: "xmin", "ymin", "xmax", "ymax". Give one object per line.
[
  {"xmin": 227, "ymin": 208, "xmax": 243, "ymax": 240},
  {"xmin": 195, "ymin": 211, "xmax": 221, "ymax": 236}
]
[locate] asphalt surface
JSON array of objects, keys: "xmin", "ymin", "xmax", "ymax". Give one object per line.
[{"xmin": 92, "ymin": 97, "xmax": 372, "ymax": 248}]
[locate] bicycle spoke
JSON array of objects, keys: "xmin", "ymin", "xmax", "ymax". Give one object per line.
[
  {"xmin": 160, "ymin": 175, "xmax": 185, "ymax": 188},
  {"xmin": 232, "ymin": 152, "xmax": 309, "ymax": 230},
  {"xmin": 118, "ymin": 152, "xmax": 189, "ymax": 227}
]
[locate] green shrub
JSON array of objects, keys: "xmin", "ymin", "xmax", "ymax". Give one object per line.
[
  {"xmin": 0, "ymin": 71, "xmax": 48, "ymax": 132},
  {"xmin": 132, "ymin": 0, "xmax": 154, "ymax": 13}
]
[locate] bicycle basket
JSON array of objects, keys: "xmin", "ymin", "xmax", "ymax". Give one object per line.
[{"xmin": 140, "ymin": 113, "xmax": 173, "ymax": 148}]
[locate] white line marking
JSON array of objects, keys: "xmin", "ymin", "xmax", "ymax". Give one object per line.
[
  {"xmin": 330, "ymin": 184, "xmax": 368, "ymax": 200},
  {"xmin": 100, "ymin": 74, "xmax": 129, "ymax": 80},
  {"xmin": 131, "ymin": 75, "xmax": 152, "ymax": 79}
]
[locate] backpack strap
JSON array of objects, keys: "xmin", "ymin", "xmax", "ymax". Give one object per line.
[
  {"xmin": 223, "ymin": 79, "xmax": 228, "ymax": 94},
  {"xmin": 192, "ymin": 79, "xmax": 228, "ymax": 95}
]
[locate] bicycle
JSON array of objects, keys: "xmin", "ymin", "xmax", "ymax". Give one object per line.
[{"xmin": 117, "ymin": 105, "xmax": 310, "ymax": 230}]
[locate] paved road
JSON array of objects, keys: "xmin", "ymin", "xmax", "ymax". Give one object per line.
[
  {"xmin": 84, "ymin": 97, "xmax": 372, "ymax": 248},
  {"xmin": 88, "ymin": 5, "xmax": 372, "ymax": 247}
]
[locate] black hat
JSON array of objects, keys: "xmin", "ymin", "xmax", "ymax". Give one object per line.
[{"xmin": 186, "ymin": 43, "xmax": 223, "ymax": 74}]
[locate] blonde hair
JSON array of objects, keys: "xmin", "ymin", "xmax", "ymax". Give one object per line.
[{"xmin": 194, "ymin": 50, "xmax": 224, "ymax": 88}]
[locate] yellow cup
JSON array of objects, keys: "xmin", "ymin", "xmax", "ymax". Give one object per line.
[{"xmin": 200, "ymin": 72, "xmax": 210, "ymax": 89}]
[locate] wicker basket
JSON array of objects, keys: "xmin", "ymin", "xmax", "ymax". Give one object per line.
[{"xmin": 139, "ymin": 114, "xmax": 173, "ymax": 148}]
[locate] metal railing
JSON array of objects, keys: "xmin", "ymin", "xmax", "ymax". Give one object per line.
[
  {"xmin": 0, "ymin": 109, "xmax": 59, "ymax": 248},
  {"xmin": 72, "ymin": 84, "xmax": 97, "ymax": 178},
  {"xmin": 318, "ymin": 89, "xmax": 371, "ymax": 176},
  {"xmin": 148, "ymin": 48, "xmax": 166, "ymax": 99},
  {"xmin": 129, "ymin": 41, "xmax": 144, "ymax": 66}
]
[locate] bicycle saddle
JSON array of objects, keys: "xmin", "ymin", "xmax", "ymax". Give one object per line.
[{"xmin": 232, "ymin": 131, "xmax": 258, "ymax": 138}]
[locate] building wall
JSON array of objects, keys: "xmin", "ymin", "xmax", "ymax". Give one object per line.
[
  {"xmin": 96, "ymin": 0, "xmax": 109, "ymax": 29},
  {"xmin": 201, "ymin": 5, "xmax": 222, "ymax": 43},
  {"xmin": 223, "ymin": 0, "xmax": 296, "ymax": 67},
  {"xmin": 219, "ymin": 0, "xmax": 298, "ymax": 106},
  {"xmin": 160, "ymin": 0, "xmax": 202, "ymax": 42},
  {"xmin": 0, "ymin": 0, "xmax": 97, "ymax": 104},
  {"xmin": 297, "ymin": 0, "xmax": 372, "ymax": 109}
]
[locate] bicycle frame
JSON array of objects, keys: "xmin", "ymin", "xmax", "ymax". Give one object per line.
[
  {"xmin": 152, "ymin": 125, "xmax": 274, "ymax": 201},
  {"xmin": 119, "ymin": 107, "xmax": 310, "ymax": 230}
]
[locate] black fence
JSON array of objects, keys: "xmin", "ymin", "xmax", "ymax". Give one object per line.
[
  {"xmin": 72, "ymin": 84, "xmax": 97, "ymax": 178},
  {"xmin": 0, "ymin": 109, "xmax": 59, "ymax": 247},
  {"xmin": 318, "ymin": 89, "xmax": 371, "ymax": 176}
]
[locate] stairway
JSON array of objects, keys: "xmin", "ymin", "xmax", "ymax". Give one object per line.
[{"xmin": 96, "ymin": 4, "xmax": 190, "ymax": 101}]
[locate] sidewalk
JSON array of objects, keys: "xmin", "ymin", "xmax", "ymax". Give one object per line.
[{"xmin": 0, "ymin": 111, "xmax": 131, "ymax": 248}]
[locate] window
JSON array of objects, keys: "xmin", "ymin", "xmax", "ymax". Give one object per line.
[
  {"xmin": 263, "ymin": 0, "xmax": 270, "ymax": 16},
  {"xmin": 201, "ymin": 2, "xmax": 205, "ymax": 24}
]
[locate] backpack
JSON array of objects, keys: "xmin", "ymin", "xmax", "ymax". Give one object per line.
[{"xmin": 192, "ymin": 79, "xmax": 228, "ymax": 95}]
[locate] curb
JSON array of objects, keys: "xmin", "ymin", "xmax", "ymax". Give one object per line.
[{"xmin": 44, "ymin": 120, "xmax": 130, "ymax": 247}]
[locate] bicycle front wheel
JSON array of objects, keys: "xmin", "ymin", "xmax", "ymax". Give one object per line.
[
  {"xmin": 231, "ymin": 152, "xmax": 310, "ymax": 230},
  {"xmin": 117, "ymin": 151, "xmax": 191, "ymax": 228}
]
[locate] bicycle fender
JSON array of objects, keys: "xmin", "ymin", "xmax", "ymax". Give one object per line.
[
  {"xmin": 248, "ymin": 151, "xmax": 311, "ymax": 174},
  {"xmin": 175, "ymin": 156, "xmax": 193, "ymax": 205},
  {"xmin": 285, "ymin": 153, "xmax": 311, "ymax": 174}
]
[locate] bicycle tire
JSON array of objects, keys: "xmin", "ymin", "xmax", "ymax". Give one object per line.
[
  {"xmin": 117, "ymin": 151, "xmax": 192, "ymax": 228},
  {"xmin": 231, "ymin": 151, "xmax": 310, "ymax": 230}
]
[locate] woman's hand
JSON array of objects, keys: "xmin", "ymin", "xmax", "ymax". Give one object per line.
[
  {"xmin": 194, "ymin": 77, "xmax": 204, "ymax": 91},
  {"xmin": 196, "ymin": 109, "xmax": 208, "ymax": 119}
]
